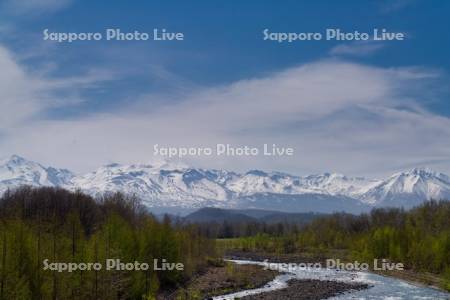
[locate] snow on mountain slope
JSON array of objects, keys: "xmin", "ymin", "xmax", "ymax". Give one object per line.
[
  {"xmin": 0, "ymin": 155, "xmax": 74, "ymax": 194},
  {"xmin": 1, "ymin": 155, "xmax": 450, "ymax": 211},
  {"xmin": 301, "ymin": 173, "xmax": 381, "ymax": 197},
  {"xmin": 226, "ymin": 171, "xmax": 381, "ymax": 198},
  {"xmin": 69, "ymin": 165, "xmax": 450, "ymax": 209},
  {"xmin": 226, "ymin": 170, "xmax": 313, "ymax": 196},
  {"xmin": 361, "ymin": 167, "xmax": 450, "ymax": 207},
  {"xmin": 70, "ymin": 164, "xmax": 233, "ymax": 208}
]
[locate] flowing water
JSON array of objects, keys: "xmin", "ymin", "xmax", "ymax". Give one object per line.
[{"xmin": 213, "ymin": 260, "xmax": 450, "ymax": 300}]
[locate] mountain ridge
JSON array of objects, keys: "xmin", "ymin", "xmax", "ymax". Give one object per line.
[{"xmin": 1, "ymin": 155, "xmax": 449, "ymax": 213}]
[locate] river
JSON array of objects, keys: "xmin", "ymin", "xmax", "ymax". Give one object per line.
[{"xmin": 213, "ymin": 260, "xmax": 450, "ymax": 300}]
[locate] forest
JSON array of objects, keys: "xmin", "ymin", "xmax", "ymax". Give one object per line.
[
  {"xmin": 0, "ymin": 187, "xmax": 216, "ymax": 299},
  {"xmin": 216, "ymin": 200, "xmax": 450, "ymax": 291},
  {"xmin": 1, "ymin": 186, "xmax": 449, "ymax": 298}
]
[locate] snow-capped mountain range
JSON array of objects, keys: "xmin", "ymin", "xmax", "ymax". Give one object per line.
[{"xmin": 1, "ymin": 155, "xmax": 450, "ymax": 214}]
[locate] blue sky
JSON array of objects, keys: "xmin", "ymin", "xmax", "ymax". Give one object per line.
[{"xmin": 0, "ymin": 0, "xmax": 449, "ymax": 176}]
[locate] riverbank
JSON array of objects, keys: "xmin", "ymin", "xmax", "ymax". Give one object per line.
[
  {"xmin": 159, "ymin": 257, "xmax": 371, "ymax": 299},
  {"xmin": 224, "ymin": 250, "xmax": 449, "ymax": 292},
  {"xmin": 158, "ymin": 262, "xmax": 278, "ymax": 299},
  {"xmin": 160, "ymin": 255, "xmax": 374, "ymax": 299},
  {"xmin": 155, "ymin": 247, "xmax": 450, "ymax": 299},
  {"xmin": 238, "ymin": 279, "xmax": 369, "ymax": 300}
]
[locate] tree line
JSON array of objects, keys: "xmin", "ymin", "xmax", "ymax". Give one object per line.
[
  {"xmin": 196, "ymin": 219, "xmax": 301, "ymax": 239},
  {"xmin": 217, "ymin": 200, "xmax": 450, "ymax": 291},
  {"xmin": 0, "ymin": 186, "xmax": 216, "ymax": 299}
]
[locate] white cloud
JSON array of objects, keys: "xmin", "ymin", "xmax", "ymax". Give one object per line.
[
  {"xmin": 0, "ymin": 46, "xmax": 52, "ymax": 128},
  {"xmin": 0, "ymin": 46, "xmax": 114, "ymax": 128},
  {"xmin": 1, "ymin": 46, "xmax": 450, "ymax": 177}
]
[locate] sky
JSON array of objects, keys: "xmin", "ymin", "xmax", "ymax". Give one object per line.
[{"xmin": 0, "ymin": 0, "xmax": 449, "ymax": 177}]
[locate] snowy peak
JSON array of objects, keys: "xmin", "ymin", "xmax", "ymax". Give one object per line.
[
  {"xmin": 301, "ymin": 172, "xmax": 380, "ymax": 197},
  {"xmin": 227, "ymin": 171, "xmax": 302, "ymax": 196},
  {"xmin": 1, "ymin": 154, "xmax": 26, "ymax": 165},
  {"xmin": 393, "ymin": 167, "xmax": 450, "ymax": 182},
  {"xmin": 68, "ymin": 164, "xmax": 450, "ymax": 209},
  {"xmin": 1, "ymin": 155, "xmax": 450, "ymax": 211},
  {"xmin": 0, "ymin": 155, "xmax": 74, "ymax": 193},
  {"xmin": 361, "ymin": 167, "xmax": 450, "ymax": 206},
  {"xmin": 69, "ymin": 163, "xmax": 234, "ymax": 208},
  {"xmin": 0, "ymin": 155, "xmax": 34, "ymax": 169}
]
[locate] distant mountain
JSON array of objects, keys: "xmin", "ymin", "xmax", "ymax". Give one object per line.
[
  {"xmin": 69, "ymin": 163, "xmax": 234, "ymax": 209},
  {"xmin": 259, "ymin": 211, "xmax": 325, "ymax": 225},
  {"xmin": 184, "ymin": 207, "xmax": 325, "ymax": 224},
  {"xmin": 0, "ymin": 155, "xmax": 74, "ymax": 194},
  {"xmin": 227, "ymin": 208, "xmax": 325, "ymax": 224},
  {"xmin": 360, "ymin": 168, "xmax": 450, "ymax": 207},
  {"xmin": 1, "ymin": 155, "xmax": 450, "ymax": 214},
  {"xmin": 185, "ymin": 207, "xmax": 256, "ymax": 223},
  {"xmin": 236, "ymin": 193, "xmax": 369, "ymax": 214}
]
